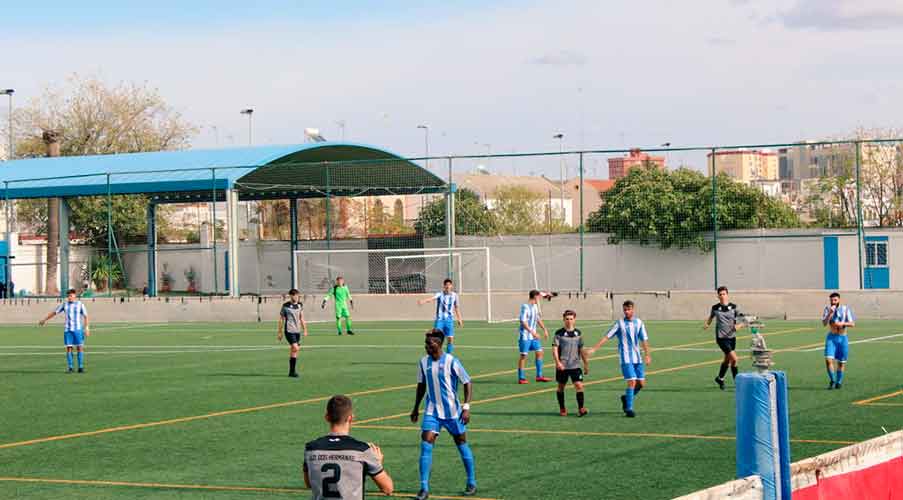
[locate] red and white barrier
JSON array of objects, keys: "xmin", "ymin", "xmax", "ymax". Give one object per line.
[{"xmin": 791, "ymin": 430, "xmax": 902, "ymax": 500}]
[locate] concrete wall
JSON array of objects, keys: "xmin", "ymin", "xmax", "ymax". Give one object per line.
[
  {"xmin": 11, "ymin": 229, "xmax": 903, "ymax": 297},
  {"xmin": 4, "ymin": 289, "xmax": 903, "ymax": 324}
]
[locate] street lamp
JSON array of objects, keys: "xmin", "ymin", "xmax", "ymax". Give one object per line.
[
  {"xmin": 417, "ymin": 124, "xmax": 430, "ymax": 169},
  {"xmin": 1, "ymin": 89, "xmax": 13, "ymax": 161},
  {"xmin": 336, "ymin": 120, "xmax": 346, "ymax": 141},
  {"xmin": 239, "ymin": 108, "xmax": 254, "ymax": 146},
  {"xmin": 553, "ymin": 133, "xmax": 565, "ymax": 223}
]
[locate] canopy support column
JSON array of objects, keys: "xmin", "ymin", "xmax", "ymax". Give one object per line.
[
  {"xmin": 226, "ymin": 188, "xmax": 240, "ymax": 297},
  {"xmin": 290, "ymin": 197, "xmax": 298, "ymax": 291},
  {"xmin": 59, "ymin": 198, "xmax": 71, "ymax": 295},
  {"xmin": 146, "ymin": 203, "xmax": 157, "ymax": 297}
]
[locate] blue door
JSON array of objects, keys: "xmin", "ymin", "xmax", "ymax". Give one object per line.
[{"xmin": 864, "ymin": 236, "xmax": 889, "ymax": 289}]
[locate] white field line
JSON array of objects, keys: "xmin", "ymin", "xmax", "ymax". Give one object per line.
[{"xmin": 799, "ymin": 333, "xmax": 903, "ymax": 352}]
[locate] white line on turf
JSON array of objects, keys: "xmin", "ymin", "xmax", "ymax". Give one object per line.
[{"xmin": 798, "ymin": 332, "xmax": 903, "ymax": 351}]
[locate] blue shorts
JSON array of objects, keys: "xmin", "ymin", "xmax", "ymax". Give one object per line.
[
  {"xmin": 64, "ymin": 330, "xmax": 85, "ymax": 347},
  {"xmin": 620, "ymin": 362, "xmax": 645, "ymax": 381},
  {"xmin": 421, "ymin": 413, "xmax": 467, "ymax": 436},
  {"xmin": 434, "ymin": 319, "xmax": 455, "ymax": 338},
  {"xmin": 518, "ymin": 337, "xmax": 543, "ymax": 354},
  {"xmin": 824, "ymin": 333, "xmax": 849, "ymax": 362}
]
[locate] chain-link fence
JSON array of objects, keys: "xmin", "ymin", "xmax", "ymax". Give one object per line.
[{"xmin": 2, "ymin": 139, "xmax": 902, "ymax": 298}]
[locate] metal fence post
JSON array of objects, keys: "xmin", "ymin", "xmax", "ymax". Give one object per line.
[
  {"xmin": 446, "ymin": 157, "xmax": 455, "ymax": 277},
  {"xmin": 579, "ymin": 152, "xmax": 584, "ymax": 292},
  {"xmin": 106, "ymin": 173, "xmax": 112, "ymax": 296},
  {"xmin": 711, "ymin": 148, "xmax": 718, "ymax": 290},
  {"xmin": 211, "ymin": 168, "xmax": 218, "ymax": 295},
  {"xmin": 855, "ymin": 141, "xmax": 864, "ymax": 289}
]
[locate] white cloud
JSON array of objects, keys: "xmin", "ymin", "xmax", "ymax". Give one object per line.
[{"xmin": 779, "ymin": 0, "xmax": 903, "ymax": 30}]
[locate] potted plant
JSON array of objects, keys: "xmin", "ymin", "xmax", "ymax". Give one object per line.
[
  {"xmin": 91, "ymin": 254, "xmax": 123, "ymax": 292},
  {"xmin": 160, "ymin": 263, "xmax": 174, "ymax": 293},
  {"xmin": 184, "ymin": 266, "xmax": 198, "ymax": 293}
]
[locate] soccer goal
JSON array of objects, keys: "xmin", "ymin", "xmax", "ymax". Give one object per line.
[{"xmin": 293, "ymin": 246, "xmax": 492, "ymax": 321}]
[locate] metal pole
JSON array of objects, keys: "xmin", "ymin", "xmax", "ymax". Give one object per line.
[
  {"xmin": 6, "ymin": 91, "xmax": 12, "ymax": 161},
  {"xmin": 711, "ymin": 148, "xmax": 718, "ymax": 289},
  {"xmin": 578, "ymin": 152, "xmax": 584, "ymax": 292},
  {"xmin": 212, "ymin": 169, "xmax": 218, "ymax": 294},
  {"xmin": 855, "ymin": 142, "xmax": 864, "ymax": 289},
  {"xmin": 559, "ymin": 140, "xmax": 565, "ymax": 223},
  {"xmin": 290, "ymin": 197, "xmax": 298, "ymax": 291},
  {"xmin": 446, "ymin": 157, "xmax": 454, "ymax": 277},
  {"xmin": 247, "ymin": 113, "xmax": 253, "ymax": 146},
  {"xmin": 106, "ymin": 173, "xmax": 113, "ymax": 296},
  {"xmin": 325, "ymin": 163, "xmax": 332, "ymax": 284},
  {"xmin": 4, "ymin": 181, "xmax": 9, "ymax": 296}
]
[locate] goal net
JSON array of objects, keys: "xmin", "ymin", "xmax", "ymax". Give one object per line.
[{"xmin": 294, "ymin": 247, "xmax": 493, "ymax": 321}]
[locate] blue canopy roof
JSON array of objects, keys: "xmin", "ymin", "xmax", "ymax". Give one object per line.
[{"xmin": 0, "ymin": 143, "xmax": 444, "ymax": 200}]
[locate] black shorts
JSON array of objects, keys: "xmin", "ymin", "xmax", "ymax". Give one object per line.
[
  {"xmin": 716, "ymin": 337, "xmax": 736, "ymax": 354},
  {"xmin": 556, "ymin": 368, "xmax": 584, "ymax": 384},
  {"xmin": 285, "ymin": 332, "xmax": 302, "ymax": 345}
]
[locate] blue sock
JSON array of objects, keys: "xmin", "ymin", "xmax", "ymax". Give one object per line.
[
  {"xmin": 77, "ymin": 351, "xmax": 84, "ymax": 369},
  {"xmin": 836, "ymin": 371, "xmax": 844, "ymax": 385},
  {"xmin": 535, "ymin": 359, "xmax": 543, "ymax": 378},
  {"xmin": 826, "ymin": 367, "xmax": 835, "ymax": 383},
  {"xmin": 625, "ymin": 388, "xmax": 635, "ymax": 411},
  {"xmin": 66, "ymin": 351, "xmax": 73, "ymax": 369},
  {"xmin": 419, "ymin": 441, "xmax": 434, "ymax": 491},
  {"xmin": 517, "ymin": 368, "xmax": 525, "ymax": 380},
  {"xmin": 446, "ymin": 342, "xmax": 454, "ymax": 354},
  {"xmin": 457, "ymin": 442, "xmax": 476, "ymax": 487}
]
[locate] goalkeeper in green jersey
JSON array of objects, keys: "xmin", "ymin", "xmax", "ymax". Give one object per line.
[{"xmin": 322, "ymin": 276, "xmax": 355, "ymax": 335}]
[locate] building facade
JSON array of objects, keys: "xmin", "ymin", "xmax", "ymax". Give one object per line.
[
  {"xmin": 607, "ymin": 149, "xmax": 666, "ymax": 179},
  {"xmin": 708, "ymin": 150, "xmax": 779, "ymax": 183}
]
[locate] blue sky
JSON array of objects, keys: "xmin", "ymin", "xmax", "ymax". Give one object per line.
[{"xmin": 4, "ymin": 0, "xmax": 903, "ymax": 178}]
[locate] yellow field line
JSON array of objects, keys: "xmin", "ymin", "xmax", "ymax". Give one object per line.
[
  {"xmin": 853, "ymin": 389, "xmax": 903, "ymax": 405},
  {"xmin": 356, "ymin": 339, "xmax": 825, "ymax": 425},
  {"xmin": 0, "ymin": 326, "xmax": 813, "ymax": 450},
  {"xmin": 0, "ymin": 477, "xmax": 499, "ymax": 500},
  {"xmin": 355, "ymin": 424, "xmax": 856, "ymax": 446},
  {"xmin": 857, "ymin": 402, "xmax": 903, "ymax": 407},
  {"xmin": 0, "ymin": 382, "xmax": 414, "ymax": 451}
]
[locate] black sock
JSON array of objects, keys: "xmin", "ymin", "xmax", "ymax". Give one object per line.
[
  {"xmin": 556, "ymin": 391, "xmax": 565, "ymax": 410},
  {"xmin": 289, "ymin": 357, "xmax": 297, "ymax": 373},
  {"xmin": 576, "ymin": 391, "xmax": 585, "ymax": 409},
  {"xmin": 718, "ymin": 363, "xmax": 728, "ymax": 379},
  {"xmin": 731, "ymin": 366, "xmax": 738, "ymax": 379},
  {"xmin": 634, "ymin": 384, "xmax": 642, "ymax": 396}
]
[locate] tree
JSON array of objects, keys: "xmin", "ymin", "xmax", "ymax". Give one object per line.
[
  {"xmin": 588, "ymin": 165, "xmax": 801, "ymax": 251},
  {"xmin": 7, "ymin": 75, "xmax": 196, "ymax": 291},
  {"xmin": 414, "ymin": 189, "xmax": 495, "ymax": 237},
  {"xmin": 492, "ymin": 185, "xmax": 550, "ymax": 234}
]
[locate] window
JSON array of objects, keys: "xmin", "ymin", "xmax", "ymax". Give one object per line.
[{"xmin": 866, "ymin": 241, "xmax": 888, "ymax": 267}]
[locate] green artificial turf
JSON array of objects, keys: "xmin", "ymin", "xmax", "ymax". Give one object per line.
[{"xmin": 1, "ymin": 319, "xmax": 900, "ymax": 499}]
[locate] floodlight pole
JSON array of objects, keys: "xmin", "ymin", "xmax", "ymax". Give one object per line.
[
  {"xmin": 554, "ymin": 133, "xmax": 565, "ymax": 224},
  {"xmin": 417, "ymin": 124, "xmax": 430, "ymax": 169},
  {"xmin": 1, "ymin": 89, "xmax": 13, "ymax": 161},
  {"xmin": 240, "ymin": 109, "xmax": 254, "ymax": 146}
]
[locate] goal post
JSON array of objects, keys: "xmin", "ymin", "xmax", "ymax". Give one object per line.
[
  {"xmin": 384, "ymin": 253, "xmax": 463, "ymax": 294},
  {"xmin": 293, "ymin": 247, "xmax": 492, "ymax": 322}
]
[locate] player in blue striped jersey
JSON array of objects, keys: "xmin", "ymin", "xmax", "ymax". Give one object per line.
[
  {"xmin": 590, "ymin": 300, "xmax": 651, "ymax": 417},
  {"xmin": 410, "ymin": 329, "xmax": 476, "ymax": 499},
  {"xmin": 822, "ymin": 292, "xmax": 856, "ymax": 389},
  {"xmin": 38, "ymin": 288, "xmax": 90, "ymax": 373},
  {"xmin": 517, "ymin": 290, "xmax": 550, "ymax": 384},
  {"xmin": 417, "ymin": 279, "xmax": 463, "ymax": 353}
]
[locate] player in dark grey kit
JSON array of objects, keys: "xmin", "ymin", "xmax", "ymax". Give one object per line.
[
  {"xmin": 304, "ymin": 395, "xmax": 394, "ymax": 500},
  {"xmin": 278, "ymin": 288, "xmax": 308, "ymax": 378},
  {"xmin": 703, "ymin": 286, "xmax": 745, "ymax": 390},
  {"xmin": 553, "ymin": 310, "xmax": 589, "ymax": 417}
]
